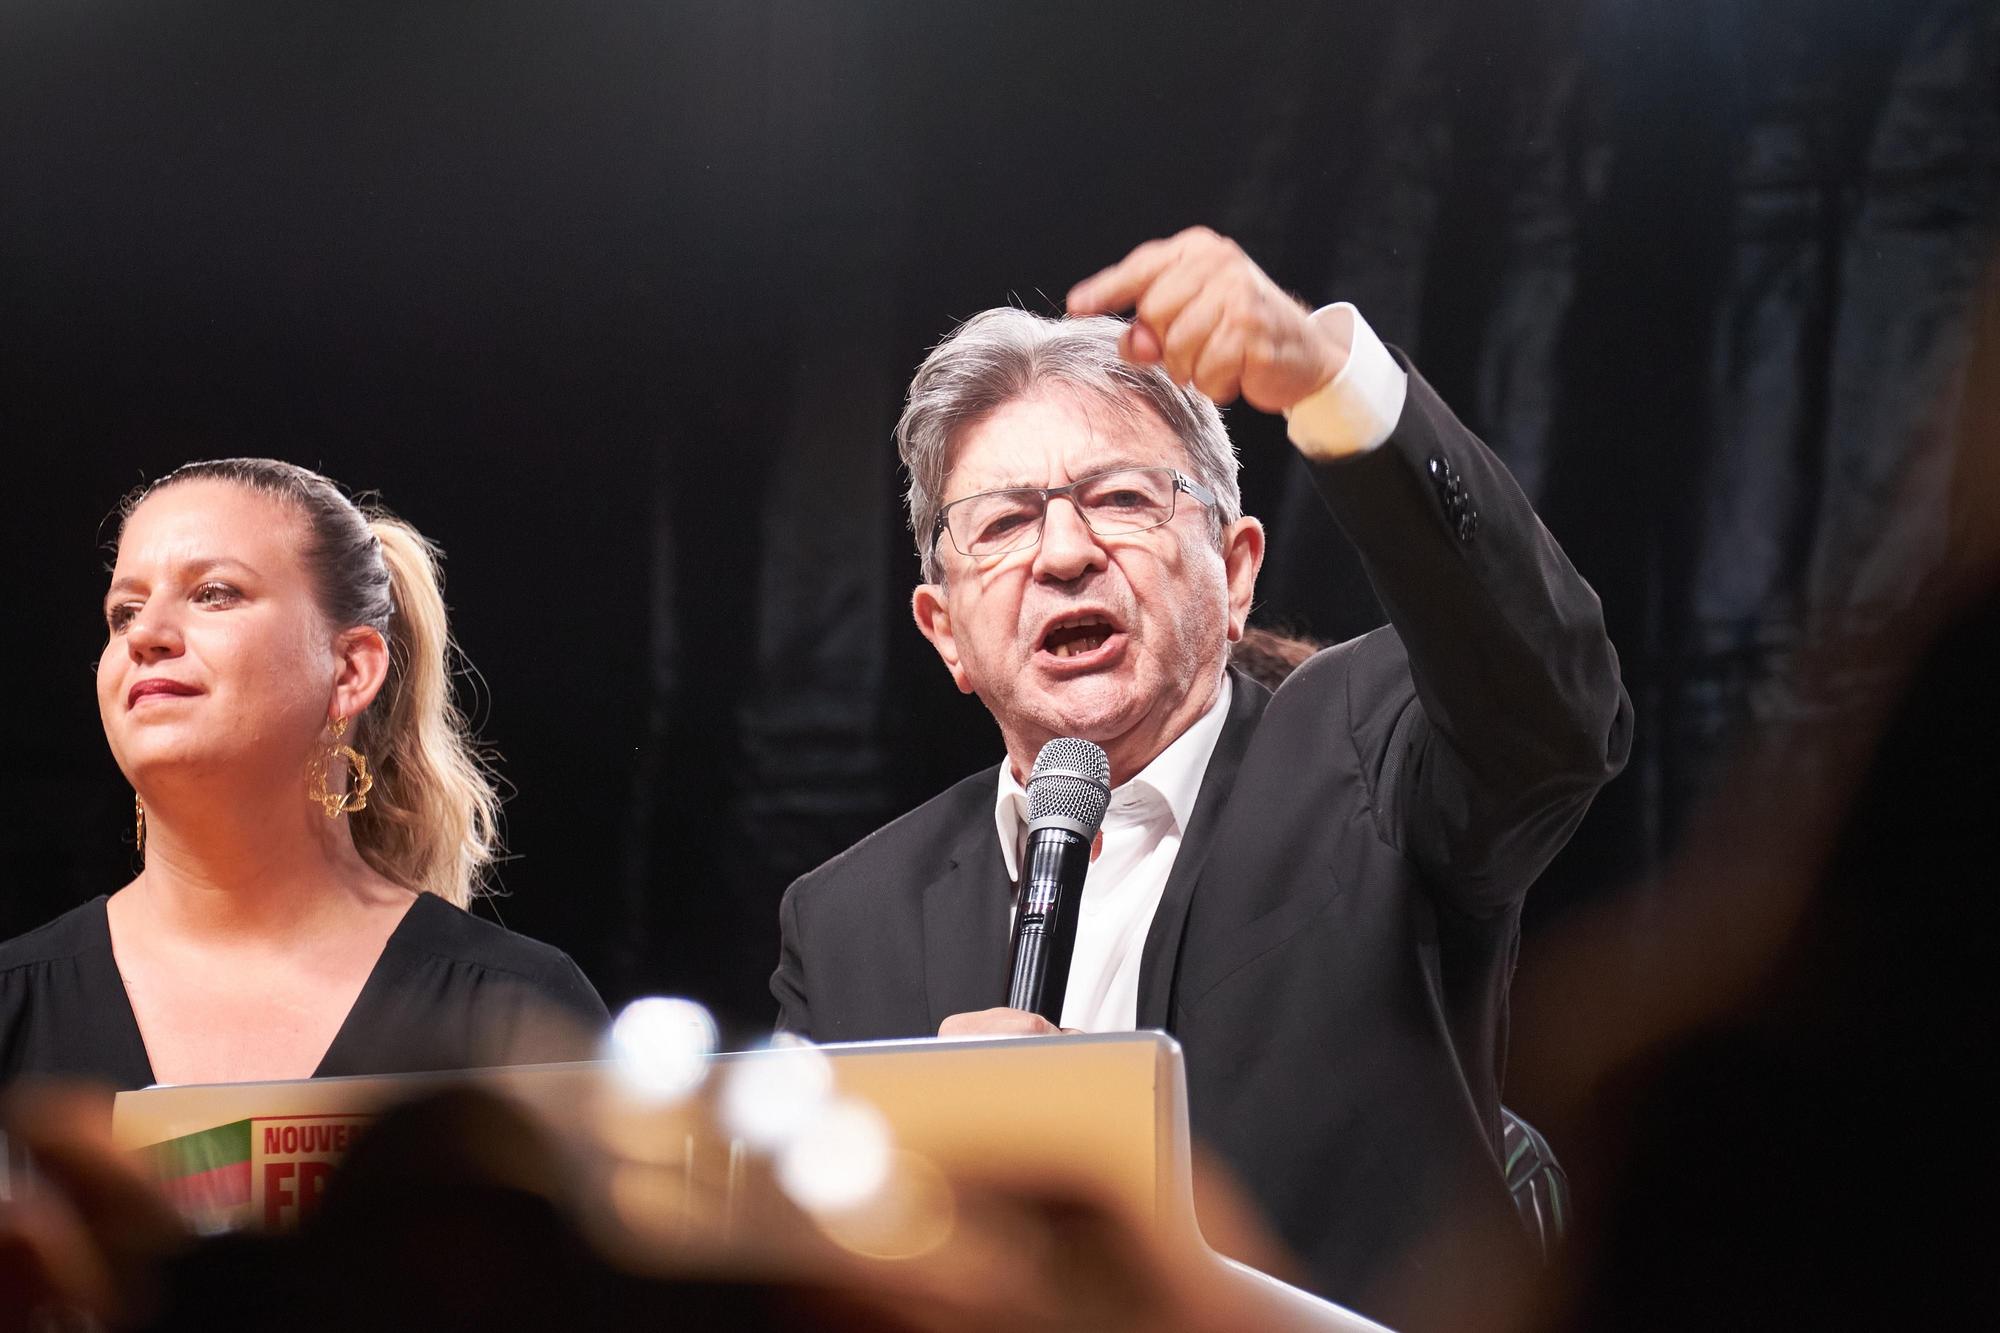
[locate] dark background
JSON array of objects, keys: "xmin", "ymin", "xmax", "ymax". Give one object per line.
[{"xmin": 4, "ymin": 0, "xmax": 1995, "ymax": 1085}]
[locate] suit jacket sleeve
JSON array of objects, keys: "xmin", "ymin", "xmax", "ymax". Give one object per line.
[
  {"xmin": 1313, "ymin": 354, "xmax": 1633, "ymax": 916},
  {"xmin": 771, "ymin": 876, "xmax": 814, "ymax": 1037}
]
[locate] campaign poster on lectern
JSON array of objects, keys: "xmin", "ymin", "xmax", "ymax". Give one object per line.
[{"xmin": 135, "ymin": 1112, "xmax": 374, "ymax": 1231}]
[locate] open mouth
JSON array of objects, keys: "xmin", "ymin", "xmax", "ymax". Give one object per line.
[{"xmin": 1040, "ymin": 614, "xmax": 1119, "ymax": 660}]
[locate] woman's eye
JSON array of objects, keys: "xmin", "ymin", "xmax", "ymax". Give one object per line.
[
  {"xmin": 193, "ymin": 582, "xmax": 241, "ymax": 607},
  {"xmin": 106, "ymin": 602, "xmax": 139, "ymax": 632}
]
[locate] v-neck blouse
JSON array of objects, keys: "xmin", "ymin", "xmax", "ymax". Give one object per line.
[{"xmin": 0, "ymin": 894, "xmax": 608, "ymax": 1091}]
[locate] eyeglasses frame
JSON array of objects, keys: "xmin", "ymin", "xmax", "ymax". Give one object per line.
[{"xmin": 930, "ymin": 465, "xmax": 1220, "ymax": 561}]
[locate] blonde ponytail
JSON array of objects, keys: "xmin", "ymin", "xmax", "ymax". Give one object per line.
[{"xmin": 353, "ymin": 518, "xmax": 503, "ymax": 907}]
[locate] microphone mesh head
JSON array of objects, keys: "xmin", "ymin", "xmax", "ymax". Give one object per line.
[{"xmin": 1027, "ymin": 737, "xmax": 1112, "ymax": 831}]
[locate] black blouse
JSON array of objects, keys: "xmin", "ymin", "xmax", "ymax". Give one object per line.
[{"xmin": 0, "ymin": 894, "xmax": 609, "ymax": 1091}]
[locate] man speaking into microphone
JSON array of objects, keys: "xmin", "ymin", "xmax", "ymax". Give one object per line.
[{"xmin": 771, "ymin": 228, "xmax": 1631, "ymax": 1321}]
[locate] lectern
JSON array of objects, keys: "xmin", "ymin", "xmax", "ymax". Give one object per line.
[{"xmin": 113, "ymin": 1032, "xmax": 1389, "ymax": 1331}]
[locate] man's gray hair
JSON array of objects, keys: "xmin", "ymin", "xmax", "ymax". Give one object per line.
[{"xmin": 896, "ymin": 308, "xmax": 1244, "ymax": 583}]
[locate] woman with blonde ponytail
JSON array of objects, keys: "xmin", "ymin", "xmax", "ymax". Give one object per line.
[{"xmin": 0, "ymin": 460, "xmax": 606, "ymax": 1091}]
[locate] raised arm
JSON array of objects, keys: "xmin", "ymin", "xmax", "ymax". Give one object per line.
[{"xmin": 1070, "ymin": 227, "xmax": 1632, "ymax": 914}]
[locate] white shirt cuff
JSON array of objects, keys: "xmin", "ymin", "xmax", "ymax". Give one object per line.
[{"xmin": 1282, "ymin": 302, "xmax": 1408, "ymax": 459}]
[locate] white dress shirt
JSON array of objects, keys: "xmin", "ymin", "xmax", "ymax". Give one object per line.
[
  {"xmin": 995, "ymin": 676, "xmax": 1235, "ymax": 1031},
  {"xmin": 988, "ymin": 305, "xmax": 1407, "ymax": 1032}
]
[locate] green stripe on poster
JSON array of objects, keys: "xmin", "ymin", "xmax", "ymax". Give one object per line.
[{"xmin": 137, "ymin": 1119, "xmax": 254, "ymax": 1180}]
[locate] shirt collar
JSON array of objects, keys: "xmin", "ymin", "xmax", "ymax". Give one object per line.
[{"xmin": 993, "ymin": 674, "xmax": 1234, "ymax": 881}]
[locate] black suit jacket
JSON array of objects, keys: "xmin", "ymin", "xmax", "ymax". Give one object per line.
[{"xmin": 771, "ymin": 360, "xmax": 1632, "ymax": 1324}]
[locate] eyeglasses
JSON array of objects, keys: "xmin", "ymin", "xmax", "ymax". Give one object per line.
[{"xmin": 932, "ymin": 466, "xmax": 1219, "ymax": 560}]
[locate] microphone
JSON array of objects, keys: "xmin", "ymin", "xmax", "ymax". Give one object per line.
[{"xmin": 1006, "ymin": 737, "xmax": 1112, "ymax": 1024}]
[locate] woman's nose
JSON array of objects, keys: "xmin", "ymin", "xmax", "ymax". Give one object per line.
[{"xmin": 123, "ymin": 602, "xmax": 184, "ymax": 659}]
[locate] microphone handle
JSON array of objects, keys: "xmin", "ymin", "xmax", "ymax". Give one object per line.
[{"xmin": 1006, "ymin": 825, "xmax": 1090, "ymax": 1023}]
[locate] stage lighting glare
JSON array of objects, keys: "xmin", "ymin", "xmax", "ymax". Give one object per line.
[
  {"xmin": 776, "ymin": 1096, "xmax": 893, "ymax": 1214},
  {"xmin": 811, "ymin": 1150, "xmax": 957, "ymax": 1262},
  {"xmin": 719, "ymin": 1040, "xmax": 835, "ymax": 1150},
  {"xmin": 605, "ymin": 996, "xmax": 718, "ymax": 1103}
]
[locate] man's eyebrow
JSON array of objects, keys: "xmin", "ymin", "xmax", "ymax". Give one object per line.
[
  {"xmin": 956, "ymin": 457, "xmax": 1157, "ymax": 494},
  {"xmin": 1072, "ymin": 456, "xmax": 1155, "ymax": 478},
  {"xmin": 104, "ymin": 556, "xmax": 259, "ymax": 599}
]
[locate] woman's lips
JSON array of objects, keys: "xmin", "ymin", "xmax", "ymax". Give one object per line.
[{"xmin": 128, "ymin": 679, "xmax": 201, "ymax": 708}]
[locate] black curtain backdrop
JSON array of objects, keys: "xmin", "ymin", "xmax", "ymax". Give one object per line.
[{"xmin": 5, "ymin": 0, "xmax": 1996, "ymax": 1075}]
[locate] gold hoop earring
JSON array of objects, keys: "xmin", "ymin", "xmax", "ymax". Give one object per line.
[
  {"xmin": 307, "ymin": 718, "xmax": 373, "ymax": 818},
  {"xmin": 135, "ymin": 794, "xmax": 146, "ymax": 854}
]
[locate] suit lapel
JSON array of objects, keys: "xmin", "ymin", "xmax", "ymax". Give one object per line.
[
  {"xmin": 922, "ymin": 797, "xmax": 1016, "ymax": 1031},
  {"xmin": 1135, "ymin": 670, "xmax": 1269, "ymax": 1030}
]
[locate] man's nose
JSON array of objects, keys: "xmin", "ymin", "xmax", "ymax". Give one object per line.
[{"xmin": 1031, "ymin": 496, "xmax": 1108, "ymax": 582}]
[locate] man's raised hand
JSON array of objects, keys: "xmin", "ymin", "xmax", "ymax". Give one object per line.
[{"xmin": 1066, "ymin": 226, "xmax": 1351, "ymax": 413}]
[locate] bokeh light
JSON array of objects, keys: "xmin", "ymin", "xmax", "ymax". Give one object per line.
[
  {"xmin": 811, "ymin": 1150, "xmax": 957, "ymax": 1261},
  {"xmin": 603, "ymin": 996, "xmax": 718, "ymax": 1103},
  {"xmin": 719, "ymin": 1039, "xmax": 835, "ymax": 1150},
  {"xmin": 775, "ymin": 1095, "xmax": 892, "ymax": 1213}
]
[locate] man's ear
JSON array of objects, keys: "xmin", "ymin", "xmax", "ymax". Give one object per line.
[
  {"xmin": 1221, "ymin": 516, "xmax": 1265, "ymax": 642},
  {"xmin": 912, "ymin": 583, "xmax": 975, "ymax": 695},
  {"xmin": 329, "ymin": 625, "xmax": 391, "ymax": 721}
]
